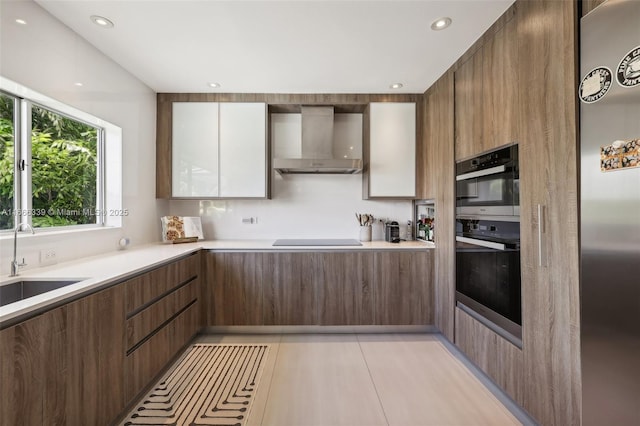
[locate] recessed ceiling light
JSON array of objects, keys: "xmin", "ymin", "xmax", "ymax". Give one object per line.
[
  {"xmin": 390, "ymin": 83, "xmax": 403, "ymax": 89},
  {"xmin": 431, "ymin": 17, "xmax": 452, "ymax": 31},
  {"xmin": 208, "ymin": 82, "xmax": 221, "ymax": 88},
  {"xmin": 15, "ymin": 19, "xmax": 27, "ymax": 25},
  {"xmin": 74, "ymin": 82, "xmax": 83, "ymax": 87},
  {"xmin": 90, "ymin": 15, "xmax": 114, "ymax": 28}
]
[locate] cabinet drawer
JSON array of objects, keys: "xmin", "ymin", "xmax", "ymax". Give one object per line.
[
  {"xmin": 126, "ymin": 278, "xmax": 198, "ymax": 351},
  {"xmin": 125, "ymin": 253, "xmax": 199, "ymax": 314},
  {"xmin": 455, "ymin": 307, "xmax": 523, "ymax": 404},
  {"xmin": 124, "ymin": 300, "xmax": 199, "ymax": 404}
]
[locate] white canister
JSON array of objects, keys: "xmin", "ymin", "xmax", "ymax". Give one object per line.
[{"xmin": 359, "ymin": 225, "xmax": 372, "ymax": 242}]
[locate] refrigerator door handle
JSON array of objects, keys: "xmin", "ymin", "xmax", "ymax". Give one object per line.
[{"xmin": 537, "ymin": 204, "xmax": 547, "ymax": 267}]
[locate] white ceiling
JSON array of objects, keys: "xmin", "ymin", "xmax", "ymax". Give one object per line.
[{"xmin": 34, "ymin": 0, "xmax": 514, "ymax": 94}]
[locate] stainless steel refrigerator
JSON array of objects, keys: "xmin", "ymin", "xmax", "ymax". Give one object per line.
[{"xmin": 580, "ymin": 0, "xmax": 640, "ymax": 424}]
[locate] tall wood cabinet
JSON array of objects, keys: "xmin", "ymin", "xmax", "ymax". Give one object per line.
[
  {"xmin": 454, "ymin": 13, "xmax": 518, "ymax": 161},
  {"xmin": 517, "ymin": 1, "xmax": 581, "ymax": 425},
  {"xmin": 428, "ymin": 1, "xmax": 581, "ymax": 425},
  {"xmin": 421, "ymin": 72, "xmax": 455, "ymax": 341}
]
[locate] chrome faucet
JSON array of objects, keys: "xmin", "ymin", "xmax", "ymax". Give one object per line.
[{"xmin": 11, "ymin": 222, "xmax": 35, "ymax": 277}]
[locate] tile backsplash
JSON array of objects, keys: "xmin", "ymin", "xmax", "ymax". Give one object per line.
[{"xmin": 168, "ymin": 173, "xmax": 412, "ymax": 240}]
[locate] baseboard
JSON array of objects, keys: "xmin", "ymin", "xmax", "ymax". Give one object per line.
[{"xmin": 202, "ymin": 325, "xmax": 438, "ymax": 334}]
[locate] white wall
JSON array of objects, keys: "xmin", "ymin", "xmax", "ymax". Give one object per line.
[
  {"xmin": 0, "ymin": 0, "xmax": 165, "ymax": 275},
  {"xmin": 169, "ymin": 173, "xmax": 413, "ymax": 240}
]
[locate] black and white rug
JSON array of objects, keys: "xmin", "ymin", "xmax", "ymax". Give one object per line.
[{"xmin": 122, "ymin": 344, "xmax": 270, "ymax": 426}]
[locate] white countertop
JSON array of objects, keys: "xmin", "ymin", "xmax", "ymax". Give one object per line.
[{"xmin": 0, "ymin": 239, "xmax": 434, "ymax": 326}]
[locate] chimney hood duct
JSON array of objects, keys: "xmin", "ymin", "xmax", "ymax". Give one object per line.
[{"xmin": 273, "ymin": 106, "xmax": 362, "ymax": 174}]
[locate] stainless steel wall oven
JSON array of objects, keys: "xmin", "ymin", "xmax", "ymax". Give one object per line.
[
  {"xmin": 456, "ymin": 144, "xmax": 519, "ymax": 217},
  {"xmin": 455, "ymin": 144, "xmax": 522, "ymax": 347}
]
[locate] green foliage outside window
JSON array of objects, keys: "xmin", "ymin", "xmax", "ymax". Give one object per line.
[{"xmin": 0, "ymin": 95, "xmax": 98, "ymax": 229}]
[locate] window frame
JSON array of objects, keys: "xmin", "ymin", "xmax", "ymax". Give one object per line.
[{"xmin": 0, "ymin": 76, "xmax": 121, "ymax": 234}]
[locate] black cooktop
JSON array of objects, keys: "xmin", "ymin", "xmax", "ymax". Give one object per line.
[{"xmin": 272, "ymin": 239, "xmax": 363, "ymax": 246}]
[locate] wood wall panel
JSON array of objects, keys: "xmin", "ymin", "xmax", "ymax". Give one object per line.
[
  {"xmin": 424, "ymin": 72, "xmax": 455, "ymax": 341},
  {"xmin": 316, "ymin": 252, "xmax": 374, "ymax": 325},
  {"xmin": 516, "ymin": 1, "xmax": 581, "ymax": 425}
]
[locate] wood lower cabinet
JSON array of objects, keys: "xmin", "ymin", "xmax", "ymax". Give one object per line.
[
  {"xmin": 262, "ymin": 252, "xmax": 318, "ymax": 325},
  {"xmin": 123, "ymin": 253, "xmax": 201, "ymax": 403},
  {"xmin": 373, "ymin": 251, "xmax": 433, "ymax": 325},
  {"xmin": 0, "ymin": 252, "xmax": 201, "ymax": 426},
  {"xmin": 203, "ymin": 250, "xmax": 432, "ymax": 327},
  {"xmin": 0, "ymin": 286, "xmax": 125, "ymax": 426},
  {"xmin": 317, "ymin": 252, "xmax": 374, "ymax": 325},
  {"xmin": 205, "ymin": 252, "xmax": 263, "ymax": 325},
  {"xmin": 455, "ymin": 307, "xmax": 523, "ymax": 404}
]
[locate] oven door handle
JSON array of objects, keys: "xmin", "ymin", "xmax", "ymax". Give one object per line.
[
  {"xmin": 455, "ymin": 165, "xmax": 506, "ymax": 181},
  {"xmin": 456, "ymin": 236, "xmax": 506, "ymax": 251}
]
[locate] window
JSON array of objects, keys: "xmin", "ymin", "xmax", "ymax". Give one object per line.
[{"xmin": 0, "ymin": 78, "xmax": 120, "ymax": 232}]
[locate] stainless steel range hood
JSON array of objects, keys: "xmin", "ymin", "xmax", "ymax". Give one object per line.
[{"xmin": 273, "ymin": 106, "xmax": 362, "ymax": 174}]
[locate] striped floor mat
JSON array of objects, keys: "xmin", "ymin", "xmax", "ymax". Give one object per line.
[{"xmin": 122, "ymin": 344, "xmax": 270, "ymax": 426}]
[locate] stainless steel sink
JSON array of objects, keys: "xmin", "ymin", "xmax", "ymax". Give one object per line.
[{"xmin": 0, "ymin": 279, "xmax": 82, "ymax": 307}]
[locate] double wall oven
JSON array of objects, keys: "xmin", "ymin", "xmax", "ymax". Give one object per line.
[{"xmin": 455, "ymin": 143, "xmax": 522, "ymax": 347}]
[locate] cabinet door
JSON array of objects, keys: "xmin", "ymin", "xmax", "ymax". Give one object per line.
[
  {"xmin": 0, "ymin": 287, "xmax": 125, "ymax": 426},
  {"xmin": 482, "ymin": 17, "xmax": 519, "ymax": 151},
  {"xmin": 205, "ymin": 252, "xmax": 263, "ymax": 325},
  {"xmin": 455, "ymin": 307, "xmax": 523, "ymax": 405},
  {"xmin": 219, "ymin": 103, "xmax": 267, "ymax": 197},
  {"xmin": 172, "ymin": 102, "xmax": 219, "ymax": 197},
  {"xmin": 516, "ymin": 1, "xmax": 581, "ymax": 424},
  {"xmin": 373, "ymin": 251, "xmax": 433, "ymax": 325},
  {"xmin": 262, "ymin": 252, "xmax": 317, "ymax": 325},
  {"xmin": 367, "ymin": 103, "xmax": 416, "ymax": 198},
  {"xmin": 316, "ymin": 252, "xmax": 374, "ymax": 325},
  {"xmin": 0, "ymin": 307, "xmax": 66, "ymax": 426},
  {"xmin": 454, "ymin": 50, "xmax": 483, "ymax": 160},
  {"xmin": 67, "ymin": 286, "xmax": 125, "ymax": 424}
]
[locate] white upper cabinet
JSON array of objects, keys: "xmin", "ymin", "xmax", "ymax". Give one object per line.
[
  {"xmin": 172, "ymin": 102, "xmax": 219, "ymax": 197},
  {"xmin": 219, "ymin": 103, "xmax": 267, "ymax": 197},
  {"xmin": 171, "ymin": 102, "xmax": 267, "ymax": 198},
  {"xmin": 366, "ymin": 102, "xmax": 416, "ymax": 198}
]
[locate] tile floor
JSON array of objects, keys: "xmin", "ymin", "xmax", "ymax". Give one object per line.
[{"xmin": 193, "ymin": 333, "xmax": 522, "ymax": 426}]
